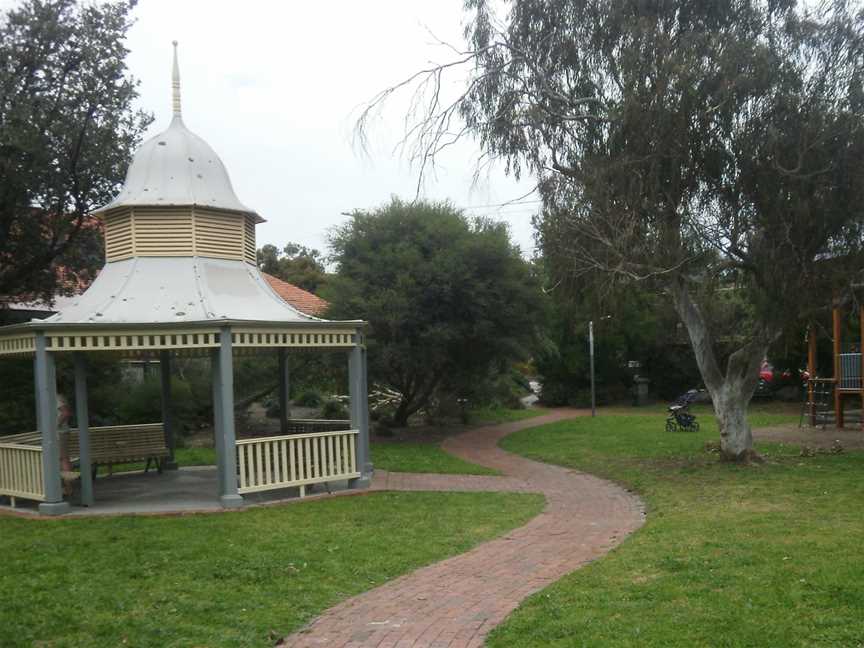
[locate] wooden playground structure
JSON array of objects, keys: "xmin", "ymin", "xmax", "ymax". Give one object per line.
[{"xmin": 805, "ymin": 303, "xmax": 864, "ymax": 428}]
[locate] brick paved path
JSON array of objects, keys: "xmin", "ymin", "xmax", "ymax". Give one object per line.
[{"xmin": 280, "ymin": 409, "xmax": 645, "ymax": 648}]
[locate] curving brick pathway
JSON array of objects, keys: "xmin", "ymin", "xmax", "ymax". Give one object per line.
[{"xmin": 280, "ymin": 409, "xmax": 645, "ymax": 648}]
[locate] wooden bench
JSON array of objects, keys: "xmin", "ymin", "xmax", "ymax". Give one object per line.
[
  {"xmin": 1, "ymin": 424, "xmax": 168, "ymax": 502},
  {"xmin": 64, "ymin": 423, "xmax": 169, "ymax": 475},
  {"xmin": 1, "ymin": 431, "xmax": 42, "ymax": 446}
]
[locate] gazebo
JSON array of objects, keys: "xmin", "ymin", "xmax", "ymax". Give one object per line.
[{"xmin": 0, "ymin": 44, "xmax": 372, "ymax": 515}]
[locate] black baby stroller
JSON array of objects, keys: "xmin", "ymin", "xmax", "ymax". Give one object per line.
[{"xmin": 665, "ymin": 389, "xmax": 701, "ymax": 432}]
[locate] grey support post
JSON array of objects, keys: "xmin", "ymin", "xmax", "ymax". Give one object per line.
[
  {"xmin": 160, "ymin": 350, "xmax": 178, "ymax": 470},
  {"xmin": 73, "ymin": 354, "xmax": 94, "ymax": 507},
  {"xmin": 213, "ymin": 326, "xmax": 243, "ymax": 508},
  {"xmin": 359, "ymin": 345, "xmax": 372, "ymax": 477},
  {"xmin": 34, "ymin": 333, "xmax": 69, "ymax": 515},
  {"xmin": 277, "ymin": 348, "xmax": 290, "ymax": 434},
  {"xmin": 348, "ymin": 343, "xmax": 372, "ymax": 488},
  {"xmin": 211, "ymin": 348, "xmax": 225, "ymax": 482}
]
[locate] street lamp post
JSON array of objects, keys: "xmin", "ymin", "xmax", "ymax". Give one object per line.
[
  {"xmin": 588, "ymin": 320, "xmax": 596, "ymax": 417},
  {"xmin": 587, "ymin": 315, "xmax": 611, "ymax": 417}
]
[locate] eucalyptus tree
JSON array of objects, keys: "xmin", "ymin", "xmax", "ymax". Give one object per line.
[
  {"xmin": 0, "ymin": 0, "xmax": 151, "ymax": 303},
  {"xmin": 358, "ymin": 0, "xmax": 864, "ymax": 461}
]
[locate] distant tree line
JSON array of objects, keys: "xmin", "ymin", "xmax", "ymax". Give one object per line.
[{"xmin": 256, "ymin": 242, "xmax": 327, "ymax": 293}]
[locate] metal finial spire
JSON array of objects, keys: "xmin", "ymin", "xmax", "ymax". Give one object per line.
[{"xmin": 172, "ymin": 40, "xmax": 182, "ymax": 119}]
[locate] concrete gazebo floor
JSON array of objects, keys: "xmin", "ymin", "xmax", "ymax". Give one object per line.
[{"xmin": 0, "ymin": 467, "xmax": 351, "ymax": 517}]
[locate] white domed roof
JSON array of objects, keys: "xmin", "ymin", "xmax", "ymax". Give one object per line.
[
  {"xmin": 98, "ymin": 116, "xmax": 258, "ymax": 216},
  {"xmin": 43, "ymin": 256, "xmax": 319, "ymax": 324},
  {"xmin": 96, "ymin": 42, "xmax": 260, "ymax": 220}
]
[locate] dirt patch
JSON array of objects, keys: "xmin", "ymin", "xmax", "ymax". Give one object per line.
[{"xmin": 754, "ymin": 424, "xmax": 864, "ymax": 450}]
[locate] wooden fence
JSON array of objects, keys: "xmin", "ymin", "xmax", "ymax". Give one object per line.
[
  {"xmin": 0, "ymin": 443, "xmax": 44, "ymax": 504},
  {"xmin": 236, "ymin": 429, "xmax": 359, "ymax": 496}
]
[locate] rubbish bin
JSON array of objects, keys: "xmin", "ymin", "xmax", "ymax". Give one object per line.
[{"xmin": 632, "ymin": 376, "xmax": 650, "ymax": 406}]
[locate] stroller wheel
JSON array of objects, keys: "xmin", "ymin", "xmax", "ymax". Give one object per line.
[
  {"xmin": 665, "ymin": 419, "xmax": 677, "ymax": 433},
  {"xmin": 691, "ymin": 421, "xmax": 700, "ymax": 432}
]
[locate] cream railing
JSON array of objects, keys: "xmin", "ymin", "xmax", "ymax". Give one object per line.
[
  {"xmin": 0, "ymin": 443, "xmax": 45, "ymax": 504},
  {"xmin": 236, "ymin": 429, "xmax": 359, "ymax": 496}
]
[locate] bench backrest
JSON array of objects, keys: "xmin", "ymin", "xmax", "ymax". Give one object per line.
[
  {"xmin": 0, "ymin": 431, "xmax": 41, "ymax": 446},
  {"xmin": 65, "ymin": 423, "xmax": 167, "ymax": 463}
]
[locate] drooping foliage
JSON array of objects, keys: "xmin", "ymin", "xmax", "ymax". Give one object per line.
[
  {"xmin": 327, "ymin": 198, "xmax": 539, "ymax": 426},
  {"xmin": 0, "ymin": 0, "xmax": 151, "ymax": 303},
  {"xmin": 485, "ymin": 0, "xmax": 864, "ymax": 459},
  {"xmin": 460, "ymin": 0, "xmax": 864, "ymax": 310},
  {"xmin": 360, "ymin": 0, "xmax": 864, "ymax": 458}
]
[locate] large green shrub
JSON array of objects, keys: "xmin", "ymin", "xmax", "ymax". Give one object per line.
[
  {"xmin": 109, "ymin": 375, "xmax": 195, "ymax": 429},
  {"xmin": 320, "ymin": 398, "xmax": 349, "ymax": 420},
  {"xmin": 328, "ymin": 198, "xmax": 540, "ymax": 427}
]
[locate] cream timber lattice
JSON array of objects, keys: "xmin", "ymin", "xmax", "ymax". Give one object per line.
[
  {"xmin": 104, "ymin": 210, "xmax": 133, "ymax": 260},
  {"xmin": 236, "ymin": 429, "xmax": 359, "ymax": 496},
  {"xmin": 231, "ymin": 328, "xmax": 357, "ymax": 348},
  {"xmin": 103, "ymin": 206, "xmax": 257, "ymax": 264},
  {"xmin": 0, "ymin": 333, "xmax": 36, "ymax": 356},
  {"xmin": 134, "ymin": 208, "xmax": 194, "ymax": 257},
  {"xmin": 42, "ymin": 329, "xmax": 221, "ymax": 353},
  {"xmin": 0, "ymin": 326, "xmax": 360, "ymax": 356},
  {"xmin": 0, "ymin": 442, "xmax": 44, "ymax": 503},
  {"xmin": 243, "ymin": 217, "xmax": 256, "ymax": 264}
]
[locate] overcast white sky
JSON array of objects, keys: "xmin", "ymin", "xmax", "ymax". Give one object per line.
[{"xmin": 119, "ymin": 0, "xmax": 539, "ymax": 258}]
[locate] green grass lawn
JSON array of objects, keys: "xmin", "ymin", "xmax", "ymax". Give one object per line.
[
  {"xmin": 371, "ymin": 440, "xmax": 499, "ymax": 475},
  {"xmin": 369, "ymin": 407, "xmax": 542, "ymax": 475},
  {"xmin": 0, "ymin": 491, "xmax": 543, "ymax": 648},
  {"xmin": 490, "ymin": 411, "xmax": 864, "ymax": 647}
]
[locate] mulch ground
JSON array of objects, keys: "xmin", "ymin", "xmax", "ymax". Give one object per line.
[{"xmin": 754, "ymin": 423, "xmax": 864, "ymax": 450}]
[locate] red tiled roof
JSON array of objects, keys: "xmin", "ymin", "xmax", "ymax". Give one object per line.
[{"xmin": 263, "ymin": 273, "xmax": 329, "ymax": 316}]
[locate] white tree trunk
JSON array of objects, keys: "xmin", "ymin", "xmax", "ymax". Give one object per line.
[
  {"xmin": 710, "ymin": 378, "xmax": 759, "ymax": 461},
  {"xmin": 670, "ymin": 281, "xmax": 769, "ymax": 462}
]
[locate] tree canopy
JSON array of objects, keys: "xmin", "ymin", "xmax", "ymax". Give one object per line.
[
  {"xmin": 360, "ymin": 0, "xmax": 864, "ymax": 459},
  {"xmin": 327, "ymin": 198, "xmax": 539, "ymax": 426},
  {"xmin": 257, "ymin": 242, "xmax": 327, "ymax": 293},
  {"xmin": 0, "ymin": 0, "xmax": 151, "ymax": 303}
]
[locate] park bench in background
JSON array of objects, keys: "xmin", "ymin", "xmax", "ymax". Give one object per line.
[
  {"xmin": 64, "ymin": 423, "xmax": 168, "ymax": 476},
  {"xmin": 0, "ymin": 423, "xmax": 167, "ymax": 505}
]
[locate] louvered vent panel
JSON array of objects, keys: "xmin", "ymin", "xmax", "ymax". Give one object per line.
[
  {"xmin": 104, "ymin": 210, "xmax": 134, "ymax": 261},
  {"xmin": 195, "ymin": 209, "xmax": 244, "ymax": 259},
  {"xmin": 243, "ymin": 216, "xmax": 256, "ymax": 264},
  {"xmin": 133, "ymin": 209, "xmax": 194, "ymax": 256}
]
